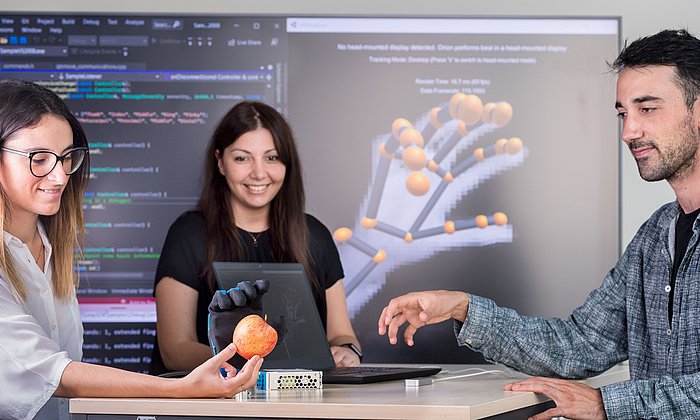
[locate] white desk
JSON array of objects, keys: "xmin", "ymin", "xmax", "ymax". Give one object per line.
[{"xmin": 70, "ymin": 363, "xmax": 630, "ymax": 419}]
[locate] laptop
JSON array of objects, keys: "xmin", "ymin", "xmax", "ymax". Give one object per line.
[{"xmin": 212, "ymin": 261, "xmax": 441, "ymax": 384}]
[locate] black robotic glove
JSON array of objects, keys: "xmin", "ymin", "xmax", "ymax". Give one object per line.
[{"xmin": 207, "ymin": 279, "xmax": 287, "ymax": 369}]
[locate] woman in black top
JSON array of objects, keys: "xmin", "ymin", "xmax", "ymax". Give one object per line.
[{"xmin": 151, "ymin": 101, "xmax": 360, "ymax": 374}]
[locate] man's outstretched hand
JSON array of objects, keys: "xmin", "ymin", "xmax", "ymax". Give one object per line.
[{"xmin": 377, "ymin": 290, "xmax": 469, "ymax": 346}]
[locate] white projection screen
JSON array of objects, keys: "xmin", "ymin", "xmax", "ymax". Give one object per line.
[{"xmin": 0, "ymin": 15, "xmax": 620, "ymax": 369}]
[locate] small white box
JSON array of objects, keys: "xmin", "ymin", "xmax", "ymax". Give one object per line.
[{"xmin": 257, "ymin": 369, "xmax": 323, "ymax": 390}]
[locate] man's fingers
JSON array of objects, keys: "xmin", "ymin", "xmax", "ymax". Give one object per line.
[
  {"xmin": 378, "ymin": 306, "xmax": 391, "ymax": 335},
  {"xmin": 529, "ymin": 407, "xmax": 563, "ymax": 420},
  {"xmin": 386, "ymin": 313, "xmax": 407, "ymax": 344},
  {"xmin": 378, "ymin": 297, "xmax": 406, "ymax": 335},
  {"xmin": 382, "ymin": 295, "xmax": 410, "ymax": 325},
  {"xmin": 419, "ymin": 310, "xmax": 431, "ymax": 323},
  {"xmin": 403, "ymin": 310, "xmax": 426, "ymax": 327},
  {"xmin": 378, "ymin": 293, "xmax": 440, "ymax": 345},
  {"xmin": 403, "ymin": 324, "xmax": 418, "ymax": 346},
  {"xmin": 506, "ymin": 377, "xmax": 605, "ymax": 420},
  {"xmin": 509, "ymin": 379, "xmax": 559, "ymax": 398}
]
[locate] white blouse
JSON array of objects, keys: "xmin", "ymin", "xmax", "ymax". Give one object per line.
[{"xmin": 0, "ymin": 227, "xmax": 83, "ymax": 420}]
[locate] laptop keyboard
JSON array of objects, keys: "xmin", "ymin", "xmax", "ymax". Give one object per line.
[
  {"xmin": 321, "ymin": 365, "xmax": 441, "ymax": 384},
  {"xmin": 326, "ymin": 366, "xmax": 406, "ymax": 376}
]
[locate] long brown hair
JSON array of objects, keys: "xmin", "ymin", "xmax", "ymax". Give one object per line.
[
  {"xmin": 198, "ymin": 101, "xmax": 317, "ymax": 293},
  {"xmin": 0, "ymin": 80, "xmax": 90, "ymax": 301}
]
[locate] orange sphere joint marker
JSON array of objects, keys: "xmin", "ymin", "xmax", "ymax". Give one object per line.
[
  {"xmin": 506, "ymin": 137, "xmax": 523, "ymax": 155},
  {"xmin": 473, "ymin": 148, "xmax": 485, "ymax": 162},
  {"xmin": 372, "ymin": 249, "xmax": 387, "ymax": 263},
  {"xmin": 448, "ymin": 93, "xmax": 466, "ymax": 119},
  {"xmin": 481, "ymin": 102, "xmax": 496, "ymax": 124},
  {"xmin": 475, "ymin": 215, "xmax": 489, "ymax": 229},
  {"xmin": 402, "ymin": 146, "xmax": 427, "ymax": 170},
  {"xmin": 492, "ymin": 102, "xmax": 514, "ymax": 126},
  {"xmin": 333, "ymin": 227, "xmax": 353, "ymax": 243},
  {"xmin": 406, "ymin": 171, "xmax": 430, "ymax": 196},
  {"xmin": 427, "ymin": 159, "xmax": 439, "ymax": 172},
  {"xmin": 361, "ymin": 217, "xmax": 377, "ymax": 229},
  {"xmin": 493, "ymin": 212, "xmax": 508, "ymax": 226},
  {"xmin": 494, "ymin": 138, "xmax": 508, "ymax": 155},
  {"xmin": 399, "ymin": 127, "xmax": 425, "ymax": 148},
  {"xmin": 391, "ymin": 118, "xmax": 412, "ymax": 140}
]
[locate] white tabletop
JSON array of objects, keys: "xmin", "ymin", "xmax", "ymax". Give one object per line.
[{"xmin": 70, "ymin": 363, "xmax": 630, "ymax": 419}]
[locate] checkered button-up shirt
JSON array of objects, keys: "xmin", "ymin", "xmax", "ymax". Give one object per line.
[{"xmin": 456, "ymin": 201, "xmax": 700, "ymax": 419}]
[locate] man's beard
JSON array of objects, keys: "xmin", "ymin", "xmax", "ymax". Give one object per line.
[{"xmin": 630, "ymin": 115, "xmax": 699, "ymax": 182}]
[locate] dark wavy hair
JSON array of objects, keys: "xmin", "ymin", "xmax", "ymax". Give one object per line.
[
  {"xmin": 0, "ymin": 79, "xmax": 90, "ymax": 301},
  {"xmin": 197, "ymin": 101, "xmax": 317, "ymax": 293},
  {"xmin": 612, "ymin": 29, "xmax": 700, "ymax": 110}
]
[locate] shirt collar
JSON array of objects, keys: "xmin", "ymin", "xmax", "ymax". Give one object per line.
[{"xmin": 3, "ymin": 221, "xmax": 50, "ymax": 249}]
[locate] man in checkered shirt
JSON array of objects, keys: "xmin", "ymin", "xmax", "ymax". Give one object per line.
[{"xmin": 379, "ymin": 29, "xmax": 700, "ymax": 420}]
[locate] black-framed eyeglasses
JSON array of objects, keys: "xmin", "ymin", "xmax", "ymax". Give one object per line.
[{"xmin": 1, "ymin": 146, "xmax": 88, "ymax": 178}]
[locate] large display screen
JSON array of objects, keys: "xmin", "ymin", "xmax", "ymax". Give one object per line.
[{"xmin": 0, "ymin": 14, "xmax": 620, "ymax": 371}]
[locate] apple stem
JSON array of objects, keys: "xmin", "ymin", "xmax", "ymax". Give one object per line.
[{"xmin": 264, "ymin": 314, "xmax": 268, "ymax": 322}]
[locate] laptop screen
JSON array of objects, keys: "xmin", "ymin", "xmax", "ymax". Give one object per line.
[{"xmin": 212, "ymin": 262, "xmax": 336, "ymax": 370}]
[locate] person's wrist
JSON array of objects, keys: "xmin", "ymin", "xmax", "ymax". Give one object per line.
[
  {"xmin": 340, "ymin": 343, "xmax": 363, "ymax": 362},
  {"xmin": 170, "ymin": 375, "xmax": 194, "ymax": 398},
  {"xmin": 451, "ymin": 292, "xmax": 469, "ymax": 322}
]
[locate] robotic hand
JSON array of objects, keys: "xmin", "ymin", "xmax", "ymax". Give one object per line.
[{"xmin": 207, "ymin": 279, "xmax": 286, "ymax": 368}]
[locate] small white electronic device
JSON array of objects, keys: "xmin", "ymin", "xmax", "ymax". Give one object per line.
[{"xmin": 257, "ymin": 369, "xmax": 323, "ymax": 390}]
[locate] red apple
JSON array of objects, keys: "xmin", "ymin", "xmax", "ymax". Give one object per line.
[{"xmin": 232, "ymin": 314, "xmax": 278, "ymax": 359}]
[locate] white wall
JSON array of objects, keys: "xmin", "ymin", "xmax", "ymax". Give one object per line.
[{"xmin": 8, "ymin": 0, "xmax": 696, "ymax": 246}]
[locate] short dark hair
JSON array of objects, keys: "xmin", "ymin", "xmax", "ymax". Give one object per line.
[{"xmin": 612, "ymin": 29, "xmax": 700, "ymax": 109}]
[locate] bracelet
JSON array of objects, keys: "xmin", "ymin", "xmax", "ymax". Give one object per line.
[{"xmin": 340, "ymin": 343, "xmax": 363, "ymax": 362}]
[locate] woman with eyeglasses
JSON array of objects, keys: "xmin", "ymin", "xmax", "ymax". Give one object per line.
[
  {"xmin": 0, "ymin": 79, "xmax": 263, "ymax": 420},
  {"xmin": 150, "ymin": 101, "xmax": 362, "ymax": 375}
]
